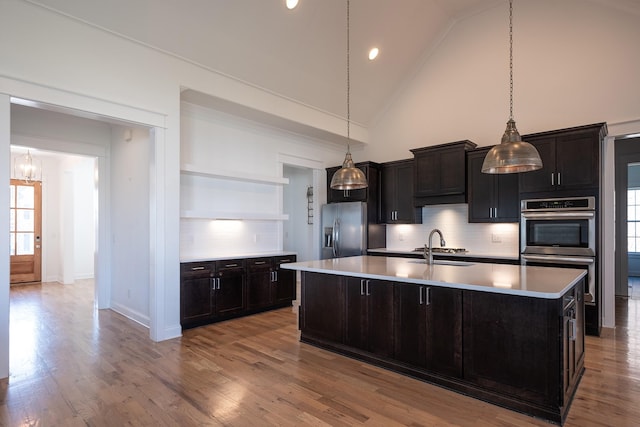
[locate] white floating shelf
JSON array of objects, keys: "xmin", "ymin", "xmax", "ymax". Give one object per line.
[
  {"xmin": 181, "ymin": 210, "xmax": 289, "ymax": 221},
  {"xmin": 180, "ymin": 163, "xmax": 289, "ymax": 185}
]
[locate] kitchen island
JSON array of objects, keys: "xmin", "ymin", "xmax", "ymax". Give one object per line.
[{"xmin": 281, "ymin": 256, "xmax": 586, "ymax": 425}]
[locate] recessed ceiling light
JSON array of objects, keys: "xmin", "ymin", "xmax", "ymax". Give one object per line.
[
  {"xmin": 368, "ymin": 47, "xmax": 379, "ymax": 61},
  {"xmin": 286, "ymin": 0, "xmax": 299, "ymax": 10}
]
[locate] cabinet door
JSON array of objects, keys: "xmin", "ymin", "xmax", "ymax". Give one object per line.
[
  {"xmin": 301, "ymin": 272, "xmax": 345, "ymax": 343},
  {"xmin": 414, "ymin": 149, "xmax": 440, "ymax": 197},
  {"xmin": 274, "ymin": 256, "xmax": 297, "ymax": 303},
  {"xmin": 414, "ymin": 146, "xmax": 467, "ymax": 197},
  {"xmin": 467, "ymin": 151, "xmax": 495, "ymax": 222},
  {"xmin": 425, "ymin": 287, "xmax": 462, "ymax": 378},
  {"xmin": 394, "ymin": 162, "xmax": 417, "ymax": 222},
  {"xmin": 345, "ymin": 277, "xmax": 368, "ymax": 350},
  {"xmin": 519, "ymin": 138, "xmax": 556, "ymax": 193},
  {"xmin": 247, "ymin": 258, "xmax": 273, "ymax": 309},
  {"xmin": 346, "ymin": 278, "xmax": 395, "ymax": 357},
  {"xmin": 381, "ymin": 163, "xmax": 398, "ymax": 223},
  {"xmin": 555, "ymin": 133, "xmax": 599, "ymax": 190},
  {"xmin": 383, "ymin": 160, "xmax": 419, "ymax": 224},
  {"xmin": 367, "ymin": 279, "xmax": 395, "ymax": 357},
  {"xmin": 463, "ymin": 290, "xmax": 560, "ymax": 406},
  {"xmin": 180, "ymin": 263, "xmax": 215, "ymax": 326},
  {"xmin": 395, "ymin": 283, "xmax": 427, "ymax": 367},
  {"xmin": 494, "ymin": 171, "xmax": 520, "ymax": 222},
  {"xmin": 215, "ymin": 261, "xmax": 245, "ymax": 316}
]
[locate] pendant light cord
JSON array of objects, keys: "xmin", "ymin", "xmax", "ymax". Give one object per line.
[
  {"xmin": 509, "ymin": 0, "xmax": 514, "ymax": 121},
  {"xmin": 346, "ymin": 0, "xmax": 351, "ymax": 152}
]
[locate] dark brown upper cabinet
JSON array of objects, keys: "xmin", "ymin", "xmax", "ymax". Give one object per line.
[
  {"xmin": 381, "ymin": 159, "xmax": 422, "ymax": 224},
  {"xmin": 519, "ymin": 123, "xmax": 607, "ymax": 196},
  {"xmin": 411, "ymin": 140, "xmax": 477, "ymax": 206},
  {"xmin": 467, "ymin": 147, "xmax": 520, "ymax": 223}
]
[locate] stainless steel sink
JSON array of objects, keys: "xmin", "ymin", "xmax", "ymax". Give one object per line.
[{"xmin": 408, "ymin": 260, "xmax": 474, "ymax": 267}]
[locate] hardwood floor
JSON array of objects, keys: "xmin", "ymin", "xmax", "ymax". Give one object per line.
[{"xmin": 1, "ymin": 280, "xmax": 640, "ymax": 426}]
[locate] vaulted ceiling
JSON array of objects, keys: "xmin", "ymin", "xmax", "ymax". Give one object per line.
[{"xmin": 28, "ymin": 0, "xmax": 640, "ymax": 127}]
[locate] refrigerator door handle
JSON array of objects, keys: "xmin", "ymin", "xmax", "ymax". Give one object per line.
[{"xmin": 334, "ymin": 219, "xmax": 340, "ymax": 257}]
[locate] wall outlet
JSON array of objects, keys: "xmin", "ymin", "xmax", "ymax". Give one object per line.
[
  {"xmin": 491, "ymin": 233, "xmax": 502, "ymax": 243},
  {"xmin": 253, "ymin": 234, "xmax": 258, "ymax": 243}
]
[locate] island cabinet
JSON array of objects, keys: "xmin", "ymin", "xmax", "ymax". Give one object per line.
[
  {"xmin": 345, "ymin": 278, "xmax": 395, "ymax": 358},
  {"xmin": 410, "ymin": 140, "xmax": 476, "ymax": 206},
  {"xmin": 519, "ymin": 123, "xmax": 606, "ymax": 196},
  {"xmin": 298, "ymin": 270, "xmax": 585, "ymax": 425},
  {"xmin": 462, "ymin": 282, "xmax": 585, "ymax": 418},
  {"xmin": 395, "ymin": 284, "xmax": 462, "ymax": 378},
  {"xmin": 381, "ymin": 159, "xmax": 422, "ymax": 224},
  {"xmin": 467, "ymin": 147, "xmax": 519, "ymax": 223}
]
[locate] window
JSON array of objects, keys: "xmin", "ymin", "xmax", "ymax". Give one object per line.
[{"xmin": 628, "ymin": 188, "xmax": 640, "ymax": 253}]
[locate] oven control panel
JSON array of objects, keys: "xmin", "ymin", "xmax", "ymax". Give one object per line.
[{"xmin": 521, "ymin": 196, "xmax": 595, "ymax": 211}]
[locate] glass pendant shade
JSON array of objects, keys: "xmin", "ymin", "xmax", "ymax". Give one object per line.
[
  {"xmin": 330, "ymin": 151, "xmax": 368, "ymax": 190},
  {"xmin": 482, "ymin": 119, "xmax": 543, "ymax": 173}
]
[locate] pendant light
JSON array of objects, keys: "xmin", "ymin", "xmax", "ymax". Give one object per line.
[
  {"xmin": 482, "ymin": 0, "xmax": 542, "ymax": 174},
  {"xmin": 330, "ymin": 0, "xmax": 368, "ymax": 190},
  {"xmin": 14, "ymin": 149, "xmax": 40, "ymax": 183}
]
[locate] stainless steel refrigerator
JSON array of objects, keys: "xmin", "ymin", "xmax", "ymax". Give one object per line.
[{"xmin": 321, "ymin": 202, "xmax": 367, "ymax": 259}]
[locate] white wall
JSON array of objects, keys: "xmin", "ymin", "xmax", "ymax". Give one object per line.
[
  {"xmin": 367, "ymin": 0, "xmax": 640, "ymax": 161},
  {"xmin": 283, "ymin": 165, "xmax": 315, "ymax": 262},
  {"xmin": 179, "ymin": 103, "xmax": 345, "ymax": 261},
  {"xmin": 110, "ymin": 126, "xmax": 151, "ymax": 326}
]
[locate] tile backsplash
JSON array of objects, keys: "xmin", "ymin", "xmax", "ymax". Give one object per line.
[{"xmin": 385, "ymin": 204, "xmax": 519, "ymax": 257}]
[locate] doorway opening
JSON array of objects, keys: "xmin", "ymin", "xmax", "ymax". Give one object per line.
[
  {"xmin": 614, "ymin": 135, "xmax": 640, "ymax": 328},
  {"xmin": 283, "ymin": 165, "xmax": 315, "ymax": 262}
]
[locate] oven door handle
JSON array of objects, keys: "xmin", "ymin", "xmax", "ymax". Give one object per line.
[
  {"xmin": 521, "ymin": 211, "xmax": 595, "ymax": 220},
  {"xmin": 521, "ymin": 254, "xmax": 595, "ymax": 265}
]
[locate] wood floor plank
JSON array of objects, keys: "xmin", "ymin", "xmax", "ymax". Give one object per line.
[{"xmin": 2, "ymin": 280, "xmax": 640, "ymax": 426}]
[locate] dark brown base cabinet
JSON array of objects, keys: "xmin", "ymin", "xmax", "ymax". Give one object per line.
[
  {"xmin": 181, "ymin": 255, "xmax": 296, "ymax": 329},
  {"xmin": 299, "ymin": 271, "xmax": 584, "ymax": 425}
]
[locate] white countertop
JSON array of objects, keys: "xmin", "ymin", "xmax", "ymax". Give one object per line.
[
  {"xmin": 180, "ymin": 251, "xmax": 296, "ymax": 263},
  {"xmin": 281, "ymin": 255, "xmax": 585, "ymax": 299}
]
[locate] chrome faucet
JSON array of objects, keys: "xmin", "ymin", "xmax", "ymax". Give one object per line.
[{"xmin": 425, "ymin": 229, "xmax": 446, "ymax": 265}]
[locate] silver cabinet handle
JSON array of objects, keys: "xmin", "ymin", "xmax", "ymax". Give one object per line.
[
  {"xmin": 360, "ymin": 279, "xmax": 365, "ymax": 296},
  {"xmin": 225, "ymin": 263, "xmax": 238, "ymax": 268},
  {"xmin": 211, "ymin": 277, "xmax": 215, "ymax": 290},
  {"xmin": 191, "ymin": 266, "xmax": 205, "ymax": 271},
  {"xmin": 274, "ymin": 271, "xmax": 278, "ymax": 282},
  {"xmin": 254, "ymin": 261, "xmax": 266, "ymax": 265},
  {"xmin": 494, "ymin": 208, "xmax": 498, "ymax": 218},
  {"xmin": 489, "ymin": 208, "xmax": 493, "ymax": 218},
  {"xmin": 280, "ymin": 259, "xmax": 291, "ymax": 263},
  {"xmin": 217, "ymin": 278, "xmax": 221, "ymax": 290},
  {"xmin": 557, "ymin": 172, "xmax": 561, "ymax": 186},
  {"xmin": 419, "ymin": 286, "xmax": 424, "ymax": 305},
  {"xmin": 425, "ymin": 287, "xmax": 431, "ymax": 306},
  {"xmin": 551, "ymin": 173, "xmax": 555, "ymax": 186},
  {"xmin": 569, "ymin": 318, "xmax": 577, "ymax": 341},
  {"xmin": 366, "ymin": 280, "xmax": 371, "ymax": 296}
]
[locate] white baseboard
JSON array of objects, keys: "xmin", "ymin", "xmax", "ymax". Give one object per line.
[{"xmin": 110, "ymin": 301, "xmax": 150, "ymax": 328}]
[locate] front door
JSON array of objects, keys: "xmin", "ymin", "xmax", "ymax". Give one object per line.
[{"xmin": 10, "ymin": 179, "xmax": 42, "ymax": 284}]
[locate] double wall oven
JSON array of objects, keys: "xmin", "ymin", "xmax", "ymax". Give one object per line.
[{"xmin": 520, "ymin": 197, "xmax": 598, "ymax": 327}]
